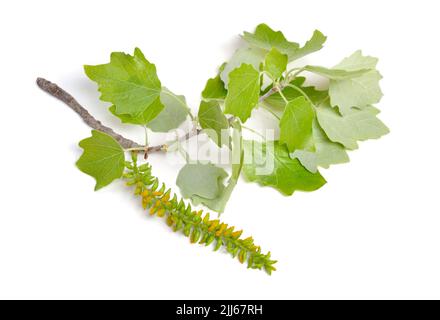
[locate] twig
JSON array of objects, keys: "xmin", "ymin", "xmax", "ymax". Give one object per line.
[
  {"xmin": 36, "ymin": 77, "xmax": 142, "ymax": 149},
  {"xmin": 259, "ymin": 87, "xmax": 279, "ymax": 102},
  {"xmin": 36, "ymin": 77, "xmax": 281, "ymax": 152}
]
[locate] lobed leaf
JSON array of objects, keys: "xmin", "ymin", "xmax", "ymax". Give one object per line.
[
  {"xmin": 329, "ymin": 50, "xmax": 382, "ymax": 115},
  {"xmin": 242, "ymin": 23, "xmax": 299, "ymax": 59},
  {"xmin": 76, "ymin": 130, "xmax": 125, "ymax": 190},
  {"xmin": 84, "ymin": 48, "xmax": 163, "ymax": 121},
  {"xmin": 243, "ymin": 24, "xmax": 326, "ymax": 62},
  {"xmin": 290, "ymin": 120, "xmax": 349, "ymax": 172},
  {"xmin": 242, "ymin": 140, "xmax": 326, "ymax": 195},
  {"xmin": 220, "ymin": 47, "xmax": 265, "ymax": 87},
  {"xmin": 202, "ymin": 75, "xmax": 227, "ymax": 100},
  {"xmin": 109, "ymin": 88, "xmax": 189, "ymax": 131},
  {"xmin": 176, "ymin": 163, "xmax": 228, "ymax": 200},
  {"xmin": 316, "ymin": 102, "xmax": 389, "ymax": 150}
]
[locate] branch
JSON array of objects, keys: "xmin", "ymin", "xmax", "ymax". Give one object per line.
[
  {"xmin": 36, "ymin": 78, "xmax": 143, "ymax": 149},
  {"xmin": 36, "ymin": 77, "xmax": 281, "ymax": 152},
  {"xmin": 259, "ymin": 87, "xmax": 279, "ymax": 102}
]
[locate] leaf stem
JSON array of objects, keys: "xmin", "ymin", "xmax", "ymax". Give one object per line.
[
  {"xmin": 278, "ymin": 90, "xmax": 289, "ymax": 104},
  {"xmin": 285, "ymin": 67, "xmax": 305, "ymax": 80},
  {"xmin": 284, "ymin": 84, "xmax": 315, "ymax": 107},
  {"xmin": 260, "ymin": 103, "xmax": 281, "ymax": 120},
  {"xmin": 143, "ymin": 125, "xmax": 149, "ymax": 146}
]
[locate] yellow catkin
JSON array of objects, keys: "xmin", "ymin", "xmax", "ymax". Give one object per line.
[
  {"xmin": 208, "ymin": 220, "xmax": 219, "ymax": 232},
  {"xmin": 239, "ymin": 251, "xmax": 246, "ymax": 264},
  {"xmin": 215, "ymin": 223, "xmax": 228, "ymax": 237},
  {"xmin": 166, "ymin": 216, "xmax": 174, "ymax": 226},
  {"xmin": 141, "ymin": 190, "xmax": 150, "ymax": 197},
  {"xmin": 224, "ymin": 227, "xmax": 234, "ymax": 236},
  {"xmin": 157, "ymin": 208, "xmax": 165, "ymax": 217},
  {"xmin": 149, "ymin": 206, "xmax": 157, "ymax": 215},
  {"xmin": 232, "ymin": 230, "xmax": 243, "ymax": 239}
]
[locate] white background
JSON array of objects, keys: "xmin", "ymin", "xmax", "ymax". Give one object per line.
[{"xmin": 1, "ymin": 0, "xmax": 439, "ymax": 300}]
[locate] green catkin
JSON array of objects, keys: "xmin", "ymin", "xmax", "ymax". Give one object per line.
[{"xmin": 124, "ymin": 156, "xmax": 277, "ymax": 274}]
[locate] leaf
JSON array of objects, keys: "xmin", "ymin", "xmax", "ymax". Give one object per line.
[
  {"xmin": 110, "ymin": 88, "xmax": 189, "ymax": 131},
  {"xmin": 242, "ymin": 140, "xmax": 326, "ymax": 195},
  {"xmin": 264, "ymin": 77, "xmax": 328, "ymax": 109},
  {"xmin": 176, "ymin": 163, "xmax": 228, "ymax": 200},
  {"xmin": 313, "ymin": 120, "xmax": 349, "ymax": 168},
  {"xmin": 191, "ymin": 121, "xmax": 243, "ymax": 213},
  {"xmin": 147, "ymin": 88, "xmax": 189, "ymax": 132},
  {"xmin": 290, "ymin": 120, "xmax": 349, "ymax": 172},
  {"xmin": 289, "ymin": 150, "xmax": 318, "ymax": 173},
  {"xmin": 198, "ymin": 100, "xmax": 229, "ymax": 147},
  {"xmin": 84, "ymin": 48, "xmax": 164, "ymax": 120},
  {"xmin": 329, "ymin": 70, "xmax": 383, "ymax": 115},
  {"xmin": 109, "ymin": 98, "xmax": 162, "ymax": 126},
  {"xmin": 76, "ymin": 130, "xmax": 125, "ymax": 190},
  {"xmin": 242, "ymin": 23, "xmax": 299, "ymax": 58},
  {"xmin": 224, "ymin": 64, "xmax": 260, "ymax": 123},
  {"xmin": 264, "ymin": 48, "xmax": 287, "ymax": 79},
  {"xmin": 335, "ymin": 50, "xmax": 378, "ymax": 70},
  {"xmin": 279, "ymin": 97, "xmax": 315, "ymax": 152},
  {"xmin": 220, "ymin": 47, "xmax": 265, "ymax": 87},
  {"xmin": 303, "ymin": 65, "xmax": 371, "ymax": 80},
  {"xmin": 191, "ymin": 179, "xmax": 236, "ymax": 213},
  {"xmin": 202, "ymin": 75, "xmax": 227, "ymax": 100},
  {"xmin": 243, "ymin": 24, "xmax": 325, "ymax": 62},
  {"xmin": 288, "ymin": 30, "xmax": 327, "ymax": 61},
  {"xmin": 328, "ymin": 51, "xmax": 383, "ymax": 115},
  {"xmin": 316, "ymin": 102, "xmax": 389, "ymax": 150}
]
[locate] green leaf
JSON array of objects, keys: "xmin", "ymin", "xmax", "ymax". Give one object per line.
[
  {"xmin": 202, "ymin": 75, "xmax": 227, "ymax": 100},
  {"xmin": 191, "ymin": 179, "xmax": 236, "ymax": 213},
  {"xmin": 313, "ymin": 120, "xmax": 349, "ymax": 168},
  {"xmin": 176, "ymin": 163, "xmax": 228, "ymax": 200},
  {"xmin": 328, "ymin": 51, "xmax": 383, "ymax": 115},
  {"xmin": 290, "ymin": 120, "xmax": 349, "ymax": 172},
  {"xmin": 76, "ymin": 130, "xmax": 125, "ymax": 190},
  {"xmin": 243, "ymin": 24, "xmax": 325, "ymax": 62},
  {"xmin": 190, "ymin": 121, "xmax": 243, "ymax": 213},
  {"xmin": 279, "ymin": 97, "xmax": 315, "ymax": 152},
  {"xmin": 198, "ymin": 100, "xmax": 229, "ymax": 147},
  {"xmin": 224, "ymin": 64, "xmax": 260, "ymax": 123},
  {"xmin": 303, "ymin": 65, "xmax": 371, "ymax": 80},
  {"xmin": 288, "ymin": 30, "xmax": 327, "ymax": 61},
  {"xmin": 289, "ymin": 150, "xmax": 318, "ymax": 173},
  {"xmin": 316, "ymin": 102, "xmax": 389, "ymax": 150},
  {"xmin": 264, "ymin": 77, "xmax": 328, "ymax": 109},
  {"xmin": 335, "ymin": 50, "xmax": 378, "ymax": 70},
  {"xmin": 242, "ymin": 140, "xmax": 326, "ymax": 195},
  {"xmin": 147, "ymin": 88, "xmax": 189, "ymax": 132},
  {"xmin": 264, "ymin": 48, "xmax": 287, "ymax": 79},
  {"xmin": 242, "ymin": 23, "xmax": 299, "ymax": 58},
  {"xmin": 84, "ymin": 48, "xmax": 164, "ymax": 120},
  {"xmin": 329, "ymin": 71, "xmax": 383, "ymax": 115},
  {"xmin": 220, "ymin": 47, "xmax": 265, "ymax": 87},
  {"xmin": 109, "ymin": 88, "xmax": 189, "ymax": 131}
]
